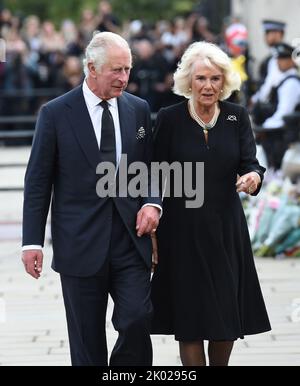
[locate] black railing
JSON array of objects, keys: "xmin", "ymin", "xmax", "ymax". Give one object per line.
[
  {"xmin": 0, "ymin": 88, "xmax": 63, "ymax": 143},
  {"xmin": 0, "ymin": 86, "xmax": 158, "ymax": 143},
  {"xmin": 0, "ymin": 88, "xmax": 64, "ymax": 98}
]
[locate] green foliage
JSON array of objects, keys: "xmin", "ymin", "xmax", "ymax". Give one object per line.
[
  {"xmin": 110, "ymin": 0, "xmax": 198, "ymax": 22},
  {"xmin": 5, "ymin": 0, "xmax": 199, "ymax": 24},
  {"xmin": 6, "ymin": 0, "xmax": 85, "ymax": 22}
]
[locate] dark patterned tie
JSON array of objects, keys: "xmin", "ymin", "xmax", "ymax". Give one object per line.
[{"xmin": 99, "ymin": 100, "xmax": 116, "ymax": 166}]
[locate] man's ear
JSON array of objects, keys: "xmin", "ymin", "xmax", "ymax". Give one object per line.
[{"xmin": 88, "ymin": 62, "xmax": 97, "ymax": 78}]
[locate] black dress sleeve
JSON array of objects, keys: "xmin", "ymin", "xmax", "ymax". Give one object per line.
[
  {"xmin": 153, "ymin": 107, "xmax": 176, "ymax": 202},
  {"xmin": 237, "ymin": 107, "xmax": 266, "ymax": 196},
  {"xmin": 153, "ymin": 108, "xmax": 171, "ymax": 163}
]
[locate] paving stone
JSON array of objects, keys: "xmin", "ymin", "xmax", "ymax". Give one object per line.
[
  {"xmin": 274, "ymin": 334, "xmax": 300, "ymax": 341},
  {"xmin": 49, "ymin": 348, "xmax": 71, "ymax": 355},
  {"xmin": 0, "ymin": 168, "xmax": 25, "ymax": 189},
  {"xmin": 0, "ymin": 147, "xmax": 300, "ymax": 366},
  {"xmin": 247, "ymin": 340, "xmax": 300, "ymax": 348},
  {"xmin": 2, "ymin": 348, "xmax": 50, "ymax": 356},
  {"xmin": 230, "ymin": 355, "xmax": 300, "ymax": 366}
]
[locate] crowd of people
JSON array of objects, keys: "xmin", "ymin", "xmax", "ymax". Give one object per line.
[
  {"xmin": 0, "ymin": 0, "xmax": 300, "ymax": 169},
  {"xmin": 22, "ymin": 29, "xmax": 271, "ymax": 368},
  {"xmin": 1, "ymin": 1, "xmax": 300, "ymax": 170},
  {"xmin": 12, "ymin": 1, "xmax": 300, "ymax": 368},
  {"xmin": 0, "ymin": 1, "xmax": 253, "ymax": 117}
]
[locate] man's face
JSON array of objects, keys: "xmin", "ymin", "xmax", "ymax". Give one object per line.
[
  {"xmin": 91, "ymin": 46, "xmax": 132, "ymax": 100},
  {"xmin": 265, "ymin": 30, "xmax": 284, "ymax": 47},
  {"xmin": 277, "ymin": 57, "xmax": 294, "ymax": 72}
]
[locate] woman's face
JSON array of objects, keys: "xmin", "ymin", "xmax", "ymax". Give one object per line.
[{"xmin": 190, "ymin": 60, "xmax": 224, "ymax": 108}]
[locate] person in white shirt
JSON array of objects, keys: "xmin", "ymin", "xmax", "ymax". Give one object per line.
[
  {"xmin": 21, "ymin": 32, "xmax": 161, "ymax": 366},
  {"xmin": 251, "ymin": 20, "xmax": 286, "ymax": 105},
  {"xmin": 255, "ymin": 43, "xmax": 300, "ymax": 169}
]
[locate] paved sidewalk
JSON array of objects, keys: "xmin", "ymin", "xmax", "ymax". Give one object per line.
[{"xmin": 0, "ymin": 147, "xmax": 300, "ymax": 366}]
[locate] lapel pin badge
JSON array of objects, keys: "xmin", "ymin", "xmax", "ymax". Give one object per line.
[
  {"xmin": 136, "ymin": 126, "xmax": 146, "ymax": 139},
  {"xmin": 227, "ymin": 115, "xmax": 237, "ymax": 122}
]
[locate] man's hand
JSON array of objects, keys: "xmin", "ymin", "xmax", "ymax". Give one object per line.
[
  {"xmin": 22, "ymin": 250, "xmax": 43, "ymax": 279},
  {"xmin": 136, "ymin": 206, "xmax": 160, "ymax": 237}
]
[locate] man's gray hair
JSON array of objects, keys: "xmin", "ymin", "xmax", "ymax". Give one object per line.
[
  {"xmin": 173, "ymin": 41, "xmax": 241, "ymax": 100},
  {"xmin": 83, "ymin": 31, "xmax": 131, "ymax": 76}
]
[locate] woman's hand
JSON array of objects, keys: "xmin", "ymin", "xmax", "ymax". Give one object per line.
[
  {"xmin": 236, "ymin": 172, "xmax": 261, "ymax": 195},
  {"xmin": 151, "ymin": 232, "xmax": 158, "ymax": 273}
]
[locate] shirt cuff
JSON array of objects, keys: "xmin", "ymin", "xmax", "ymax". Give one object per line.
[
  {"xmin": 141, "ymin": 204, "xmax": 163, "ymax": 218},
  {"xmin": 252, "ymin": 171, "xmax": 262, "ymax": 184},
  {"xmin": 22, "ymin": 245, "xmax": 43, "ymax": 251}
]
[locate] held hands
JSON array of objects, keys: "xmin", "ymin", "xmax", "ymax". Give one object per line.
[
  {"xmin": 236, "ymin": 172, "xmax": 261, "ymax": 195},
  {"xmin": 22, "ymin": 250, "xmax": 43, "ymax": 279},
  {"xmin": 151, "ymin": 233, "xmax": 158, "ymax": 273},
  {"xmin": 136, "ymin": 206, "xmax": 160, "ymax": 237},
  {"xmin": 136, "ymin": 206, "xmax": 160, "ymax": 272}
]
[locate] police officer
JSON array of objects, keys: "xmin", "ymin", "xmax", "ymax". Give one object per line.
[
  {"xmin": 263, "ymin": 43, "xmax": 300, "ymax": 128},
  {"xmin": 256, "ymin": 43, "xmax": 300, "ymax": 169},
  {"xmin": 252, "ymin": 20, "xmax": 286, "ymax": 104}
]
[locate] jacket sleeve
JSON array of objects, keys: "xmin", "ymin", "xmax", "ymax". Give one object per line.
[
  {"xmin": 151, "ymin": 108, "xmax": 173, "ymax": 201},
  {"xmin": 141, "ymin": 100, "xmax": 162, "ymax": 208},
  {"xmin": 22, "ymin": 105, "xmax": 56, "ymax": 246},
  {"xmin": 153, "ymin": 108, "xmax": 171, "ymax": 163},
  {"xmin": 237, "ymin": 107, "xmax": 266, "ymax": 196}
]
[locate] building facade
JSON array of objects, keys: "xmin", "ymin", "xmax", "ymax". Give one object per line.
[{"xmin": 231, "ymin": 0, "xmax": 300, "ymax": 75}]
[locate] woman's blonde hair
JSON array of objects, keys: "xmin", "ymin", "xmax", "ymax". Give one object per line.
[{"xmin": 173, "ymin": 41, "xmax": 241, "ymax": 100}]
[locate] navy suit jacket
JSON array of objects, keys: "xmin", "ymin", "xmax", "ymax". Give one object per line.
[{"xmin": 22, "ymin": 86, "xmax": 161, "ymax": 276}]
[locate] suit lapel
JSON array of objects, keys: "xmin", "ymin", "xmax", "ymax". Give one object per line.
[
  {"xmin": 66, "ymin": 86, "xmax": 100, "ymax": 170},
  {"xmin": 66, "ymin": 88, "xmax": 137, "ymax": 170},
  {"xmin": 118, "ymin": 93, "xmax": 136, "ymax": 163}
]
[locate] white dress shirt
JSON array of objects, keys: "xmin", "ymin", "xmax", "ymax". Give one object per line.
[
  {"xmin": 263, "ymin": 68, "xmax": 300, "ymax": 129},
  {"xmin": 252, "ymin": 57, "xmax": 286, "ymax": 103},
  {"xmin": 23, "ymin": 81, "xmax": 161, "ymax": 251},
  {"xmin": 82, "ymin": 80, "xmax": 122, "ymax": 166}
]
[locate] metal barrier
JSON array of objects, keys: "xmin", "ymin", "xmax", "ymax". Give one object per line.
[
  {"xmin": 0, "ymin": 113, "xmax": 36, "ymax": 139},
  {"xmin": 0, "ymin": 87, "xmax": 158, "ymax": 144},
  {"xmin": 0, "ymin": 88, "xmax": 64, "ymax": 98},
  {"xmin": 0, "ymin": 88, "xmax": 62, "ymax": 142},
  {"xmin": 0, "ymin": 116, "xmax": 35, "ymax": 141},
  {"xmin": 0, "ymin": 113, "xmax": 158, "ymax": 141}
]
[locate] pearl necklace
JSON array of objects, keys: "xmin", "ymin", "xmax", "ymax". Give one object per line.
[{"xmin": 188, "ymin": 99, "xmax": 220, "ymax": 138}]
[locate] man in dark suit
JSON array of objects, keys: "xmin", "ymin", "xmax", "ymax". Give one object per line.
[{"xmin": 22, "ymin": 32, "xmax": 161, "ymax": 366}]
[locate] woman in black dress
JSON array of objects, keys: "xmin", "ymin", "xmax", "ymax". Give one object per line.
[{"xmin": 151, "ymin": 42, "xmax": 271, "ymax": 366}]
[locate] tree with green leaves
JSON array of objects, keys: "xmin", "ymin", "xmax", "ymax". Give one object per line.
[{"xmin": 5, "ymin": 0, "xmax": 199, "ymax": 24}]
